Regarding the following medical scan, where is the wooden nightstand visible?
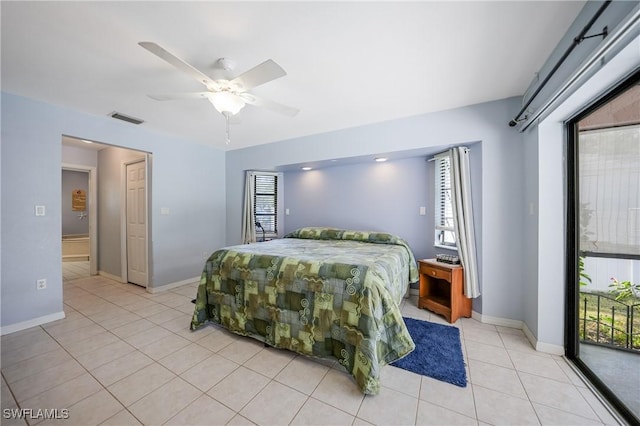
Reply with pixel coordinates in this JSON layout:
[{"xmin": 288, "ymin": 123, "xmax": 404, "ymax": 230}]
[{"xmin": 418, "ymin": 259, "xmax": 471, "ymax": 323}]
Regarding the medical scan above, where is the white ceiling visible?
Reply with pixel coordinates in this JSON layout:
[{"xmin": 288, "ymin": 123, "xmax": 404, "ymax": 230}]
[{"xmin": 1, "ymin": 1, "xmax": 585, "ymax": 151}]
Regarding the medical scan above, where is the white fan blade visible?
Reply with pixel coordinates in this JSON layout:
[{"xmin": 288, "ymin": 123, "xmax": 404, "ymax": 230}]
[
  {"xmin": 139, "ymin": 42, "xmax": 218, "ymax": 89},
  {"xmin": 239, "ymin": 93, "xmax": 299, "ymax": 117},
  {"xmin": 147, "ymin": 92, "xmax": 211, "ymax": 101},
  {"xmin": 231, "ymin": 59, "xmax": 286, "ymax": 91}
]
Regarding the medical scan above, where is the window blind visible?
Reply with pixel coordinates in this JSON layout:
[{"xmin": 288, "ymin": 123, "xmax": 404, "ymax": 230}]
[
  {"xmin": 435, "ymin": 153, "xmax": 456, "ymax": 247},
  {"xmin": 254, "ymin": 174, "xmax": 277, "ymax": 234}
]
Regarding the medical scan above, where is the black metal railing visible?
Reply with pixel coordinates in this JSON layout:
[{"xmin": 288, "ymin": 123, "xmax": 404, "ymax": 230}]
[{"xmin": 579, "ymin": 291, "xmax": 640, "ymax": 352}]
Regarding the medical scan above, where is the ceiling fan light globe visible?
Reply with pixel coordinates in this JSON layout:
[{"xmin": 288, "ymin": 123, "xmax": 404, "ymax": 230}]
[{"xmin": 209, "ymin": 91, "xmax": 245, "ymax": 115}]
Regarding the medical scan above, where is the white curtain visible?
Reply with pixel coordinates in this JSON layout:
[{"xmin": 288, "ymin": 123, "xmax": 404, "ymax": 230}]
[
  {"xmin": 241, "ymin": 171, "xmax": 256, "ymax": 244},
  {"xmin": 449, "ymin": 147, "xmax": 480, "ymax": 298}
]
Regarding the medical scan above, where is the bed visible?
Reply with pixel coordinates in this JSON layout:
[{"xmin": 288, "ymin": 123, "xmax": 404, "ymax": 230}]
[{"xmin": 190, "ymin": 227, "xmax": 418, "ymax": 394}]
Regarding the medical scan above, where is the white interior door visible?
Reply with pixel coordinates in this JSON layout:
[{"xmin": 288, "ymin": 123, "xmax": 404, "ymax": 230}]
[{"xmin": 126, "ymin": 160, "xmax": 148, "ymax": 287}]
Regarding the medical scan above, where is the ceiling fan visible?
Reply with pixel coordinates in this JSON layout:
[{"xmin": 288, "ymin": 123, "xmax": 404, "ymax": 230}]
[{"xmin": 138, "ymin": 41, "xmax": 299, "ymax": 143}]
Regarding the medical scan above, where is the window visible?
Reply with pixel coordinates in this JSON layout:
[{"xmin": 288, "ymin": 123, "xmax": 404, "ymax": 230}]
[
  {"xmin": 434, "ymin": 153, "xmax": 456, "ymax": 248},
  {"xmin": 254, "ymin": 173, "xmax": 278, "ymax": 238}
]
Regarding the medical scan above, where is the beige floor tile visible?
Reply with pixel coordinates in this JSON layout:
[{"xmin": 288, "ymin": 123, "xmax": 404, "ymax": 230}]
[
  {"xmin": 99, "ymin": 409, "xmax": 142, "ymax": 425},
  {"xmin": 159, "ymin": 342, "xmax": 213, "ymax": 375},
  {"xmin": 464, "ymin": 340, "xmax": 513, "ymax": 369},
  {"xmin": 462, "ymin": 327, "xmax": 504, "ymax": 348},
  {"xmin": 88, "ymin": 305, "xmax": 131, "ymax": 323},
  {"xmin": 110, "ymin": 318, "xmax": 155, "ymax": 339},
  {"xmin": 75, "ymin": 339, "xmax": 136, "ymax": 370},
  {"xmin": 243, "ymin": 346, "xmax": 295, "ymax": 378},
  {"xmin": 415, "ymin": 400, "xmax": 477, "ymax": 425},
  {"xmin": 509, "ymin": 350, "xmax": 572, "ymax": 383},
  {"xmin": 1, "ymin": 336, "xmax": 61, "ymax": 367},
  {"xmin": 468, "ymin": 358, "xmax": 527, "ymax": 399},
  {"xmin": 39, "ymin": 389, "xmax": 124, "ymax": 426},
  {"xmin": 358, "ymin": 387, "xmax": 418, "ymax": 425},
  {"xmin": 2, "ymin": 376, "xmax": 18, "ymax": 408},
  {"xmin": 136, "ymin": 302, "xmax": 170, "ymax": 318},
  {"xmin": 41, "ymin": 317, "xmax": 95, "ymax": 338},
  {"xmin": 91, "ymin": 350, "xmax": 154, "ymax": 387},
  {"xmin": 165, "ymin": 394, "xmax": 235, "ymax": 426},
  {"xmin": 207, "ymin": 367, "xmax": 270, "ymax": 412},
  {"xmin": 577, "ymin": 386, "xmax": 621, "ymax": 425},
  {"xmin": 128, "ymin": 377, "xmax": 201, "ymax": 425},
  {"xmin": 145, "ymin": 307, "xmax": 184, "ymax": 325},
  {"xmin": 10, "ymin": 359, "xmax": 86, "ymax": 403},
  {"xmin": 174, "ymin": 301, "xmax": 198, "ymax": 315},
  {"xmin": 290, "ymin": 397, "xmax": 355, "ymax": 426},
  {"xmin": 226, "ymin": 414, "xmax": 257, "ymax": 425},
  {"xmin": 240, "ymin": 381, "xmax": 308, "ymax": 425},
  {"xmin": 2, "ymin": 276, "xmax": 627, "ymax": 426},
  {"xmin": 533, "ymin": 402, "xmax": 604, "ymax": 425},
  {"xmin": 139, "ymin": 333, "xmax": 190, "ymax": 360},
  {"xmin": 473, "ymin": 385, "xmax": 540, "ymax": 425},
  {"xmin": 519, "ymin": 372, "xmax": 599, "ymax": 420},
  {"xmin": 181, "ymin": 353, "xmax": 240, "ymax": 392},
  {"xmin": 107, "ymin": 363, "xmax": 175, "ymax": 406},
  {"xmin": 1, "ymin": 327, "xmax": 50, "ymax": 351},
  {"xmin": 195, "ymin": 328, "xmax": 237, "ymax": 351},
  {"xmin": 419, "ymin": 376, "xmax": 476, "ymax": 419},
  {"xmin": 274, "ymin": 356, "xmax": 331, "ymax": 395},
  {"xmin": 311, "ymin": 369, "xmax": 364, "ymax": 416},
  {"xmin": 217, "ymin": 337, "xmax": 265, "ymax": 364},
  {"xmin": 21, "ymin": 373, "xmax": 103, "ymax": 415},
  {"xmin": 379, "ymin": 365, "xmax": 422, "ymax": 398},
  {"xmin": 1, "ymin": 348, "xmax": 73, "ymax": 384},
  {"xmin": 123, "ymin": 325, "xmax": 173, "ymax": 349},
  {"xmin": 500, "ymin": 331, "xmax": 536, "ymax": 353},
  {"xmin": 98, "ymin": 312, "xmax": 143, "ymax": 331}
]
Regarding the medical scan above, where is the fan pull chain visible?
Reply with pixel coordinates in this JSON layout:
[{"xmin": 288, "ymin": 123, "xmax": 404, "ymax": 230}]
[{"xmin": 224, "ymin": 112, "xmax": 231, "ymax": 145}]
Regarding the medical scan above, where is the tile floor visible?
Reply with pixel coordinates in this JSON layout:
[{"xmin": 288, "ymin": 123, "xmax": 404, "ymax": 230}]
[{"xmin": 1, "ymin": 272, "xmax": 622, "ymax": 426}]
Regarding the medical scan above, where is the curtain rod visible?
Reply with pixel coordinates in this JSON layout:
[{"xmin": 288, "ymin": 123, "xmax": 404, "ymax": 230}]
[
  {"xmin": 509, "ymin": 0, "xmax": 611, "ymax": 128},
  {"xmin": 427, "ymin": 147, "xmax": 470, "ymax": 162}
]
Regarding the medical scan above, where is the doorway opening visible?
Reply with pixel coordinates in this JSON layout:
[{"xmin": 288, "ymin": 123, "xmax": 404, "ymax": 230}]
[
  {"xmin": 61, "ymin": 136, "xmax": 152, "ymax": 288},
  {"xmin": 61, "ymin": 165, "xmax": 97, "ymax": 282}
]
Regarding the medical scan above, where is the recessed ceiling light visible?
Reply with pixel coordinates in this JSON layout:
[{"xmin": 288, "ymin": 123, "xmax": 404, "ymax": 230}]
[
  {"xmin": 301, "ymin": 166, "xmax": 312, "ymax": 171},
  {"xmin": 375, "ymin": 157, "xmax": 387, "ymax": 162},
  {"xmin": 82, "ymin": 140, "xmax": 93, "ymax": 144}
]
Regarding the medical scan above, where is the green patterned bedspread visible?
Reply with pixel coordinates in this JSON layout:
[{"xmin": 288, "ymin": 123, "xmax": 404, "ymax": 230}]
[{"xmin": 191, "ymin": 227, "xmax": 419, "ymax": 394}]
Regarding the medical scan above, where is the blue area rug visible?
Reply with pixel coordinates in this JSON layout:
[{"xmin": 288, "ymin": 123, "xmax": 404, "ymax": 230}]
[{"xmin": 391, "ymin": 317, "xmax": 467, "ymax": 387}]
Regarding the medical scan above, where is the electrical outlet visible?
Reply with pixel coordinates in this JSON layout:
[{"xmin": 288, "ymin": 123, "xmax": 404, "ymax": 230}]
[{"xmin": 36, "ymin": 279, "xmax": 47, "ymax": 290}]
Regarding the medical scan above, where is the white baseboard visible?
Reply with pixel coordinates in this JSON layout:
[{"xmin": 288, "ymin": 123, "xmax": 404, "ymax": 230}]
[
  {"xmin": 522, "ymin": 323, "xmax": 564, "ymax": 355},
  {"xmin": 148, "ymin": 276, "xmax": 200, "ymax": 294},
  {"xmin": 0, "ymin": 311, "xmax": 66, "ymax": 336},
  {"xmin": 471, "ymin": 310, "xmax": 523, "ymax": 330}
]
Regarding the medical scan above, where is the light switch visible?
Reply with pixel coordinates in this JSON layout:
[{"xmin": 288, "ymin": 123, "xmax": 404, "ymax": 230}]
[
  {"xmin": 285, "ymin": 208, "xmax": 290, "ymax": 215},
  {"xmin": 419, "ymin": 206, "xmax": 426, "ymax": 216},
  {"xmin": 35, "ymin": 205, "xmax": 46, "ymax": 216},
  {"xmin": 161, "ymin": 207, "xmax": 170, "ymax": 215}
]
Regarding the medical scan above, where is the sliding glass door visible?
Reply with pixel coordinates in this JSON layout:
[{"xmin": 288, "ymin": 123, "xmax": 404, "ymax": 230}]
[{"xmin": 567, "ymin": 71, "xmax": 639, "ymax": 424}]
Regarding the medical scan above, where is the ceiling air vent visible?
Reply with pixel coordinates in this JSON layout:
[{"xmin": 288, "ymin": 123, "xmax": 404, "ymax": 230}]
[{"xmin": 110, "ymin": 112, "xmax": 144, "ymax": 125}]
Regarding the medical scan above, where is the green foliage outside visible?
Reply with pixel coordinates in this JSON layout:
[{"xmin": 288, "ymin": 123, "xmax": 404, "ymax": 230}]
[{"xmin": 579, "ymin": 280, "xmax": 640, "ymax": 350}]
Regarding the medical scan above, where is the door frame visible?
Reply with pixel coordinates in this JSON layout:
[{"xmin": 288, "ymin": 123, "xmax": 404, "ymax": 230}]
[
  {"xmin": 120, "ymin": 155, "xmax": 152, "ymax": 287},
  {"xmin": 565, "ymin": 69, "xmax": 640, "ymax": 425},
  {"xmin": 62, "ymin": 163, "xmax": 98, "ymax": 276}
]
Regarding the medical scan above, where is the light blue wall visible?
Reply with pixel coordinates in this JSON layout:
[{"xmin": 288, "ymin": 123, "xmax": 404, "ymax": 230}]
[
  {"xmin": 226, "ymin": 98, "xmax": 524, "ymax": 322},
  {"xmin": 1, "ymin": 92, "xmax": 226, "ymax": 330},
  {"xmin": 283, "ymin": 157, "xmax": 432, "ymax": 259},
  {"xmin": 282, "ymin": 146, "xmax": 482, "ymax": 261}
]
